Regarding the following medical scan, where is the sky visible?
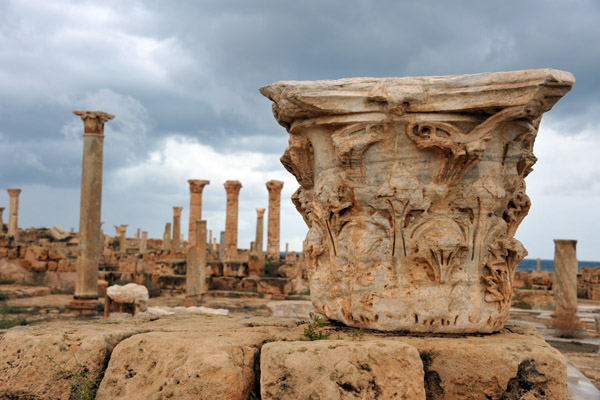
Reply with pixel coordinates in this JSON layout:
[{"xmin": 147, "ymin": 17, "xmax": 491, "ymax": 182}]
[{"xmin": 0, "ymin": 0, "xmax": 599, "ymax": 260}]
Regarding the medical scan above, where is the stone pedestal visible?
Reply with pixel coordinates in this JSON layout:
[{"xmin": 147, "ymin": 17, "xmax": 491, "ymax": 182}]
[
  {"xmin": 188, "ymin": 179, "xmax": 210, "ymax": 247},
  {"xmin": 71, "ymin": 110, "xmax": 114, "ymax": 303},
  {"xmin": 551, "ymin": 239, "xmax": 583, "ymax": 334},
  {"xmin": 224, "ymin": 180, "xmax": 242, "ymax": 261},
  {"xmin": 172, "ymin": 206, "xmax": 183, "ymax": 250},
  {"xmin": 266, "ymin": 180, "xmax": 283, "ymax": 260},
  {"xmin": 186, "ymin": 219, "xmax": 207, "ymax": 305},
  {"xmin": 6, "ymin": 188, "xmax": 21, "ymax": 239},
  {"xmin": 261, "ymin": 69, "xmax": 575, "ymax": 333}
]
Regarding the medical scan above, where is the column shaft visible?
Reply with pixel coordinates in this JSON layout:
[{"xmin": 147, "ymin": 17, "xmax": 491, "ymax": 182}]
[
  {"xmin": 266, "ymin": 180, "xmax": 284, "ymax": 259},
  {"xmin": 163, "ymin": 222, "xmax": 172, "ymax": 250},
  {"xmin": 73, "ymin": 110, "xmax": 114, "ymax": 299},
  {"xmin": 187, "ymin": 219, "xmax": 207, "ymax": 296},
  {"xmin": 140, "ymin": 231, "xmax": 148, "ymax": 254},
  {"xmin": 255, "ymin": 208, "xmax": 265, "ymax": 254},
  {"xmin": 188, "ymin": 180, "xmax": 210, "ymax": 247},
  {"xmin": 553, "ymin": 239, "xmax": 578, "ymax": 315},
  {"xmin": 223, "ymin": 180, "xmax": 242, "ymax": 260},
  {"xmin": 6, "ymin": 189, "xmax": 21, "ymax": 239},
  {"xmin": 172, "ymin": 207, "xmax": 183, "ymax": 250}
]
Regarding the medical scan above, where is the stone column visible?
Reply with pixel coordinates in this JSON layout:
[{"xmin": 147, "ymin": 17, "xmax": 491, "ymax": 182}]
[
  {"xmin": 223, "ymin": 180, "xmax": 242, "ymax": 260},
  {"xmin": 209, "ymin": 230, "xmax": 213, "ymax": 245},
  {"xmin": 6, "ymin": 189, "xmax": 21, "ymax": 239},
  {"xmin": 172, "ymin": 207, "xmax": 183, "ymax": 250},
  {"xmin": 119, "ymin": 224, "xmax": 127, "ymax": 254},
  {"xmin": 552, "ymin": 239, "xmax": 582, "ymax": 333},
  {"xmin": 219, "ymin": 231, "xmax": 225, "ymax": 259},
  {"xmin": 266, "ymin": 180, "xmax": 283, "ymax": 259},
  {"xmin": 0, "ymin": 207, "xmax": 4, "ymax": 232},
  {"xmin": 536, "ymin": 258, "xmax": 541, "ymax": 272},
  {"xmin": 255, "ymin": 208, "xmax": 265, "ymax": 254},
  {"xmin": 188, "ymin": 180, "xmax": 210, "ymax": 247},
  {"xmin": 71, "ymin": 110, "xmax": 114, "ymax": 306},
  {"xmin": 140, "ymin": 231, "xmax": 148, "ymax": 254},
  {"xmin": 185, "ymin": 220, "xmax": 207, "ymax": 305},
  {"xmin": 163, "ymin": 222, "xmax": 172, "ymax": 250},
  {"xmin": 135, "ymin": 228, "xmax": 140, "ymax": 240}
]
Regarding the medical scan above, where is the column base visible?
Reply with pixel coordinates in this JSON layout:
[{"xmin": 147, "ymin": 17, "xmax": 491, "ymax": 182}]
[
  {"xmin": 67, "ymin": 298, "xmax": 100, "ymax": 315},
  {"xmin": 550, "ymin": 310, "xmax": 585, "ymax": 337},
  {"xmin": 182, "ymin": 294, "xmax": 205, "ymax": 307}
]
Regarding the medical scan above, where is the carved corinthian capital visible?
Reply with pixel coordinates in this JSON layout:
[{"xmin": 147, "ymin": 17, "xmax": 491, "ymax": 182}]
[{"xmin": 261, "ymin": 69, "xmax": 574, "ymax": 333}]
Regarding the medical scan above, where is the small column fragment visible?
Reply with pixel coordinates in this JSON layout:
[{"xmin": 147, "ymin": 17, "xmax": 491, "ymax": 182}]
[
  {"xmin": 163, "ymin": 222, "xmax": 172, "ymax": 250},
  {"xmin": 536, "ymin": 258, "xmax": 541, "ymax": 272},
  {"xmin": 119, "ymin": 224, "xmax": 127, "ymax": 254},
  {"xmin": 186, "ymin": 219, "xmax": 207, "ymax": 301},
  {"xmin": 172, "ymin": 207, "xmax": 183, "ymax": 250},
  {"xmin": 140, "ymin": 231, "xmax": 148, "ymax": 254},
  {"xmin": 266, "ymin": 180, "xmax": 283, "ymax": 259},
  {"xmin": 219, "ymin": 231, "xmax": 225, "ymax": 259},
  {"xmin": 188, "ymin": 180, "xmax": 210, "ymax": 247},
  {"xmin": 255, "ymin": 208, "xmax": 265, "ymax": 254},
  {"xmin": 552, "ymin": 239, "xmax": 583, "ymax": 334},
  {"xmin": 6, "ymin": 188, "xmax": 21, "ymax": 239},
  {"xmin": 71, "ymin": 110, "xmax": 114, "ymax": 306},
  {"xmin": 223, "ymin": 180, "xmax": 242, "ymax": 260}
]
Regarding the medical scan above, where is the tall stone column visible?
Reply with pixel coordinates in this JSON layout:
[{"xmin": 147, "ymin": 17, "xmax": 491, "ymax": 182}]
[
  {"xmin": 552, "ymin": 239, "xmax": 582, "ymax": 333},
  {"xmin": 163, "ymin": 222, "xmax": 172, "ymax": 250},
  {"xmin": 188, "ymin": 180, "xmax": 210, "ymax": 247},
  {"xmin": 0, "ymin": 207, "xmax": 5, "ymax": 233},
  {"xmin": 255, "ymin": 208, "xmax": 265, "ymax": 254},
  {"xmin": 140, "ymin": 231, "xmax": 148, "ymax": 254},
  {"xmin": 223, "ymin": 180, "xmax": 242, "ymax": 260},
  {"xmin": 186, "ymin": 219, "xmax": 207, "ymax": 303},
  {"xmin": 172, "ymin": 207, "xmax": 183, "ymax": 250},
  {"xmin": 266, "ymin": 180, "xmax": 283, "ymax": 259},
  {"xmin": 119, "ymin": 224, "xmax": 127, "ymax": 254},
  {"xmin": 71, "ymin": 110, "xmax": 114, "ymax": 308},
  {"xmin": 6, "ymin": 189, "xmax": 21, "ymax": 239}
]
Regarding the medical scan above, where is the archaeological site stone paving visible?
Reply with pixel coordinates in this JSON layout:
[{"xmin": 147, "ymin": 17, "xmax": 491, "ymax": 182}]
[{"xmin": 261, "ymin": 68, "xmax": 575, "ymax": 333}]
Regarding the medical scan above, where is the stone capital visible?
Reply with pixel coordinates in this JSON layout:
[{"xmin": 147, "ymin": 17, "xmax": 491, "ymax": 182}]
[
  {"xmin": 266, "ymin": 180, "xmax": 284, "ymax": 193},
  {"xmin": 553, "ymin": 239, "xmax": 577, "ymax": 248},
  {"xmin": 188, "ymin": 179, "xmax": 210, "ymax": 193},
  {"xmin": 73, "ymin": 110, "xmax": 115, "ymax": 135},
  {"xmin": 6, "ymin": 188, "xmax": 21, "ymax": 197},
  {"xmin": 256, "ymin": 208, "xmax": 266, "ymax": 218},
  {"xmin": 173, "ymin": 206, "xmax": 183, "ymax": 217},
  {"xmin": 224, "ymin": 180, "xmax": 242, "ymax": 195}
]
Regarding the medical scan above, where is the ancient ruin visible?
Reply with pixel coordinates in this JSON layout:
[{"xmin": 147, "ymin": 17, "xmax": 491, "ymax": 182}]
[
  {"xmin": 552, "ymin": 239, "xmax": 584, "ymax": 333},
  {"xmin": 6, "ymin": 188, "xmax": 21, "ymax": 239},
  {"xmin": 261, "ymin": 69, "xmax": 575, "ymax": 333},
  {"xmin": 70, "ymin": 110, "xmax": 114, "ymax": 312},
  {"xmin": 187, "ymin": 179, "xmax": 209, "ymax": 247},
  {"xmin": 223, "ymin": 180, "xmax": 242, "ymax": 261},
  {"xmin": 266, "ymin": 180, "xmax": 283, "ymax": 260}
]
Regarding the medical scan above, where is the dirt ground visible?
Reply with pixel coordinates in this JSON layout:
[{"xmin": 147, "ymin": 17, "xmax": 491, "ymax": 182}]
[{"xmin": 2, "ymin": 286, "xmax": 599, "ymax": 389}]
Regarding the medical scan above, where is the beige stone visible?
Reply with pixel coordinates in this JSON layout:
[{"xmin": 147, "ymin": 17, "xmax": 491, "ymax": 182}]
[
  {"xmin": 552, "ymin": 239, "xmax": 583, "ymax": 333},
  {"xmin": 0, "ymin": 206, "xmax": 4, "ymax": 232},
  {"xmin": 187, "ymin": 219, "xmax": 207, "ymax": 297},
  {"xmin": 163, "ymin": 222, "xmax": 171, "ymax": 250},
  {"xmin": 6, "ymin": 188, "xmax": 21, "ymax": 239},
  {"xmin": 118, "ymin": 224, "xmax": 127, "ymax": 254},
  {"xmin": 261, "ymin": 340, "xmax": 425, "ymax": 400},
  {"xmin": 72, "ymin": 110, "xmax": 114, "ymax": 301},
  {"xmin": 260, "ymin": 69, "xmax": 574, "ymax": 333},
  {"xmin": 172, "ymin": 206, "xmax": 183, "ymax": 250},
  {"xmin": 140, "ymin": 231, "xmax": 148, "ymax": 254},
  {"xmin": 255, "ymin": 207, "xmax": 265, "ymax": 254},
  {"xmin": 187, "ymin": 179, "xmax": 210, "ymax": 247},
  {"xmin": 48, "ymin": 225, "xmax": 70, "ymax": 241},
  {"xmin": 224, "ymin": 180, "xmax": 242, "ymax": 261},
  {"xmin": 266, "ymin": 180, "xmax": 283, "ymax": 259}
]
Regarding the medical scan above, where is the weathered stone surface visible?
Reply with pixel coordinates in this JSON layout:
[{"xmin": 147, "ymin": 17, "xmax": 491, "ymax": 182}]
[
  {"xmin": 261, "ymin": 340, "xmax": 425, "ymax": 399},
  {"xmin": 552, "ymin": 239, "xmax": 583, "ymax": 334},
  {"xmin": 187, "ymin": 179, "xmax": 209, "ymax": 246},
  {"xmin": 257, "ymin": 277, "xmax": 292, "ymax": 298},
  {"xmin": 6, "ymin": 188, "xmax": 21, "ymax": 239},
  {"xmin": 0, "ymin": 258, "xmax": 32, "ymax": 282},
  {"xmin": 224, "ymin": 180, "xmax": 242, "ymax": 261},
  {"xmin": 107, "ymin": 283, "xmax": 149, "ymax": 305},
  {"xmin": 266, "ymin": 180, "xmax": 283, "ymax": 259},
  {"xmin": 260, "ymin": 69, "xmax": 575, "ymax": 333},
  {"xmin": 0, "ymin": 322, "xmax": 137, "ymax": 400},
  {"xmin": 401, "ymin": 322, "xmax": 568, "ymax": 400},
  {"xmin": 48, "ymin": 225, "xmax": 70, "ymax": 241},
  {"xmin": 267, "ymin": 300, "xmax": 314, "ymax": 319}
]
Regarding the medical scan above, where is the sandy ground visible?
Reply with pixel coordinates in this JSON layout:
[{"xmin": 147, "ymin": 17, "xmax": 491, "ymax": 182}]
[{"xmin": 2, "ymin": 285, "xmax": 599, "ymax": 389}]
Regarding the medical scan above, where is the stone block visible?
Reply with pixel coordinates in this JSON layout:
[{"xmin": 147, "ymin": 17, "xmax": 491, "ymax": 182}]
[
  {"xmin": 267, "ymin": 300, "xmax": 314, "ymax": 319},
  {"xmin": 209, "ymin": 276, "xmax": 240, "ymax": 291},
  {"xmin": 260, "ymin": 340, "xmax": 425, "ymax": 399},
  {"xmin": 239, "ymin": 277, "xmax": 258, "ymax": 291},
  {"xmin": 0, "ymin": 258, "xmax": 32, "ymax": 282},
  {"xmin": 41, "ymin": 272, "xmax": 76, "ymax": 292},
  {"xmin": 48, "ymin": 248, "xmax": 67, "ymax": 260},
  {"xmin": 257, "ymin": 277, "xmax": 292, "ymax": 299},
  {"xmin": 96, "ymin": 331, "xmax": 261, "ymax": 400},
  {"xmin": 47, "ymin": 261, "xmax": 58, "ymax": 271}
]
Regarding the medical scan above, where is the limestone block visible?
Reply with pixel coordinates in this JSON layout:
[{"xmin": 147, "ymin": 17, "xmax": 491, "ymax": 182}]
[
  {"xmin": 118, "ymin": 260, "xmax": 136, "ymax": 274},
  {"xmin": 239, "ymin": 277, "xmax": 259, "ymax": 291},
  {"xmin": 48, "ymin": 248, "xmax": 67, "ymax": 260},
  {"xmin": 96, "ymin": 331, "xmax": 260, "ymax": 400},
  {"xmin": 257, "ymin": 277, "xmax": 292, "ymax": 298},
  {"xmin": 24, "ymin": 246, "xmax": 48, "ymax": 261},
  {"xmin": 48, "ymin": 225, "xmax": 70, "ymax": 241},
  {"xmin": 260, "ymin": 69, "xmax": 574, "ymax": 333},
  {"xmin": 0, "ymin": 324, "xmax": 137, "ymax": 400},
  {"xmin": 42, "ymin": 271, "xmax": 76, "ymax": 292},
  {"xmin": 106, "ymin": 283, "xmax": 149, "ymax": 305},
  {"xmin": 47, "ymin": 261, "xmax": 58, "ymax": 271},
  {"xmin": 400, "ymin": 322, "xmax": 567, "ymax": 399},
  {"xmin": 260, "ymin": 340, "xmax": 425, "ymax": 399},
  {"xmin": 278, "ymin": 262, "xmax": 303, "ymax": 279},
  {"xmin": 209, "ymin": 276, "xmax": 240, "ymax": 291},
  {"xmin": 267, "ymin": 300, "xmax": 314, "ymax": 319},
  {"xmin": 0, "ymin": 258, "xmax": 33, "ymax": 282}
]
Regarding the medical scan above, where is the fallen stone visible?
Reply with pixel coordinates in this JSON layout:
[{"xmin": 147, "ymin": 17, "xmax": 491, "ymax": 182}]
[
  {"xmin": 267, "ymin": 300, "xmax": 314, "ymax": 319},
  {"xmin": 106, "ymin": 282, "xmax": 149, "ymax": 304},
  {"xmin": 260, "ymin": 340, "xmax": 425, "ymax": 399},
  {"xmin": 48, "ymin": 225, "xmax": 70, "ymax": 241}
]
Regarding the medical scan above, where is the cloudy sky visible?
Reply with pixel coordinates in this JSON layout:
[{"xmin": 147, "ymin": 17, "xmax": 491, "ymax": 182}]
[{"xmin": 0, "ymin": 0, "xmax": 599, "ymax": 260}]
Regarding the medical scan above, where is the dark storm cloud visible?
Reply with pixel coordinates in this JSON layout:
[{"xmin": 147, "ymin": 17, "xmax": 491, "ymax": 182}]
[{"xmin": 0, "ymin": 0, "xmax": 599, "ymax": 257}]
